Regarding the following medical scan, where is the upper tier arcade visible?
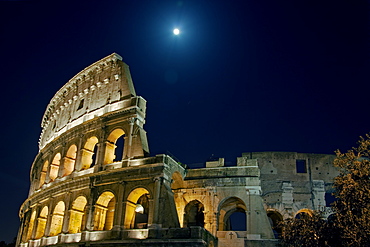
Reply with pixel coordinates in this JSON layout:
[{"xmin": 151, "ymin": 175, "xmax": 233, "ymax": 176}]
[{"xmin": 39, "ymin": 53, "xmax": 140, "ymax": 150}]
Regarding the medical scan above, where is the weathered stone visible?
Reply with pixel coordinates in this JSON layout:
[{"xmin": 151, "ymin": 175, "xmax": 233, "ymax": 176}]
[{"xmin": 17, "ymin": 54, "xmax": 339, "ymax": 247}]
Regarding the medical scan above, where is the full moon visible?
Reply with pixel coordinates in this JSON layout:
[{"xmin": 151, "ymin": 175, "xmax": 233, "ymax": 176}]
[{"xmin": 173, "ymin": 28, "xmax": 180, "ymax": 35}]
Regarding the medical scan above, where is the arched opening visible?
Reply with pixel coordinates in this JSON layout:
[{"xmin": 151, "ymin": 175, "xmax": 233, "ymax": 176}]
[
  {"xmin": 184, "ymin": 200, "xmax": 205, "ymax": 227},
  {"xmin": 63, "ymin": 144, "xmax": 77, "ymax": 176},
  {"xmin": 35, "ymin": 206, "xmax": 48, "ymax": 239},
  {"xmin": 104, "ymin": 129, "xmax": 125, "ymax": 165},
  {"xmin": 49, "ymin": 153, "xmax": 61, "ymax": 181},
  {"xmin": 295, "ymin": 209, "xmax": 313, "ymax": 219},
  {"xmin": 267, "ymin": 210, "xmax": 283, "ymax": 239},
  {"xmin": 124, "ymin": 188, "xmax": 150, "ymax": 229},
  {"xmin": 25, "ymin": 210, "xmax": 36, "ymax": 241},
  {"xmin": 225, "ymin": 211, "xmax": 246, "ymax": 231},
  {"xmin": 218, "ymin": 197, "xmax": 247, "ymax": 231},
  {"xmin": 81, "ymin": 136, "xmax": 98, "ymax": 170},
  {"xmin": 49, "ymin": 201, "xmax": 65, "ymax": 236},
  {"xmin": 93, "ymin": 192, "xmax": 116, "ymax": 231},
  {"xmin": 39, "ymin": 161, "xmax": 49, "ymax": 187},
  {"xmin": 68, "ymin": 196, "xmax": 87, "ymax": 233}
]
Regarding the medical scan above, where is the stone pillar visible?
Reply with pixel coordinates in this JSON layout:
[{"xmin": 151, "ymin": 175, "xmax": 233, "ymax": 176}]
[
  {"xmin": 113, "ymin": 182, "xmax": 125, "ymax": 231},
  {"xmin": 150, "ymin": 177, "xmax": 162, "ymax": 227},
  {"xmin": 122, "ymin": 136, "xmax": 129, "ymax": 160},
  {"xmin": 74, "ymin": 134, "xmax": 84, "ymax": 171},
  {"xmin": 57, "ymin": 145, "xmax": 66, "ymax": 178},
  {"xmin": 282, "ymin": 182, "xmax": 294, "ymax": 210},
  {"xmin": 94, "ymin": 142, "xmax": 105, "ymax": 172},
  {"xmin": 44, "ymin": 200, "xmax": 54, "ymax": 237},
  {"xmin": 126, "ymin": 118, "xmax": 135, "ymax": 159},
  {"xmin": 30, "ymin": 207, "xmax": 39, "ymax": 240},
  {"xmin": 312, "ymin": 180, "xmax": 325, "ymax": 210},
  {"xmin": 84, "ymin": 190, "xmax": 96, "ymax": 231},
  {"xmin": 62, "ymin": 193, "xmax": 71, "ymax": 233}
]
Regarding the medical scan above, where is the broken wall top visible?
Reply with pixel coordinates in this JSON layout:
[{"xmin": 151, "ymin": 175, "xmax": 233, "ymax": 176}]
[{"xmin": 38, "ymin": 53, "xmax": 140, "ymax": 150}]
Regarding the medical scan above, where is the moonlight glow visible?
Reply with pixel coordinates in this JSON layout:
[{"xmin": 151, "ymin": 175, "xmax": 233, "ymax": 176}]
[{"xmin": 173, "ymin": 28, "xmax": 180, "ymax": 35}]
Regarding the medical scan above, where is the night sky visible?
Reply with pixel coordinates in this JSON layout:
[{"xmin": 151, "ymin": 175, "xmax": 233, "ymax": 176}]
[{"xmin": 0, "ymin": 0, "xmax": 369, "ymax": 243}]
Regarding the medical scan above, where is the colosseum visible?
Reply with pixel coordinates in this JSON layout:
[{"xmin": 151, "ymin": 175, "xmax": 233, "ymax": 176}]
[{"xmin": 17, "ymin": 53, "xmax": 338, "ymax": 247}]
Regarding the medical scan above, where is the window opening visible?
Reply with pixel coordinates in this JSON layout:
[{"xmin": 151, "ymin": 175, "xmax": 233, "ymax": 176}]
[
  {"xmin": 226, "ymin": 211, "xmax": 246, "ymax": 231},
  {"xmin": 69, "ymin": 196, "xmax": 87, "ymax": 233},
  {"xmin": 77, "ymin": 99, "xmax": 84, "ymax": 110},
  {"xmin": 184, "ymin": 200, "xmax": 204, "ymax": 227},
  {"xmin": 267, "ymin": 211, "xmax": 283, "ymax": 239},
  {"xmin": 35, "ymin": 206, "xmax": 48, "ymax": 239},
  {"xmin": 134, "ymin": 194, "xmax": 149, "ymax": 229},
  {"xmin": 49, "ymin": 201, "xmax": 65, "ymax": 236},
  {"xmin": 93, "ymin": 192, "xmax": 115, "ymax": 231},
  {"xmin": 296, "ymin": 159, "xmax": 307, "ymax": 173},
  {"xmin": 49, "ymin": 153, "xmax": 61, "ymax": 181}
]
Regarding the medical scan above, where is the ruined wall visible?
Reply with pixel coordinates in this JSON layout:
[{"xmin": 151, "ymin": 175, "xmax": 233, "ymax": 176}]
[{"xmin": 240, "ymin": 152, "xmax": 338, "ymax": 219}]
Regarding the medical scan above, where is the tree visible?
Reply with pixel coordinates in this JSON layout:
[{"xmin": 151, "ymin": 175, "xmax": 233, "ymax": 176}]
[
  {"xmin": 332, "ymin": 134, "xmax": 370, "ymax": 246},
  {"xmin": 281, "ymin": 211, "xmax": 341, "ymax": 247}
]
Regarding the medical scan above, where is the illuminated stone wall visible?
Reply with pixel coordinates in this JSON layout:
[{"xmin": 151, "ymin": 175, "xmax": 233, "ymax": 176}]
[{"xmin": 17, "ymin": 54, "xmax": 337, "ymax": 247}]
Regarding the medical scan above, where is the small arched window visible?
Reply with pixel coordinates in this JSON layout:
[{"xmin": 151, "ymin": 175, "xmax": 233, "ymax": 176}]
[
  {"xmin": 49, "ymin": 153, "xmax": 61, "ymax": 181},
  {"xmin": 184, "ymin": 200, "xmax": 205, "ymax": 228},
  {"xmin": 69, "ymin": 196, "xmax": 87, "ymax": 233},
  {"xmin": 25, "ymin": 210, "xmax": 36, "ymax": 241},
  {"xmin": 39, "ymin": 161, "xmax": 49, "ymax": 187},
  {"xmin": 35, "ymin": 206, "xmax": 48, "ymax": 239},
  {"xmin": 218, "ymin": 197, "xmax": 247, "ymax": 231},
  {"xmin": 267, "ymin": 210, "xmax": 283, "ymax": 238},
  {"xmin": 63, "ymin": 144, "xmax": 77, "ymax": 176},
  {"xmin": 124, "ymin": 188, "xmax": 150, "ymax": 229},
  {"xmin": 93, "ymin": 192, "xmax": 116, "ymax": 231},
  {"xmin": 104, "ymin": 129, "xmax": 125, "ymax": 165},
  {"xmin": 81, "ymin": 136, "xmax": 99, "ymax": 170},
  {"xmin": 49, "ymin": 201, "xmax": 65, "ymax": 236}
]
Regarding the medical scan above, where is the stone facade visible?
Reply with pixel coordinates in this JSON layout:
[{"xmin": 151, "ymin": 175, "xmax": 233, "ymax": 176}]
[{"xmin": 17, "ymin": 54, "xmax": 338, "ymax": 247}]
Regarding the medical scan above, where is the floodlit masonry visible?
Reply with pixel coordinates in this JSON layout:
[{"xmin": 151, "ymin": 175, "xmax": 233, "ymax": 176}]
[{"xmin": 17, "ymin": 53, "xmax": 339, "ymax": 247}]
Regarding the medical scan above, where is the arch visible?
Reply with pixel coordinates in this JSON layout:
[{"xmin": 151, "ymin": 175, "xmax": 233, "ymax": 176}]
[
  {"xmin": 93, "ymin": 191, "xmax": 116, "ymax": 231},
  {"xmin": 218, "ymin": 197, "xmax": 247, "ymax": 231},
  {"xmin": 35, "ymin": 206, "xmax": 48, "ymax": 239},
  {"xmin": 104, "ymin": 128, "xmax": 125, "ymax": 165},
  {"xmin": 184, "ymin": 200, "xmax": 205, "ymax": 227},
  {"xmin": 68, "ymin": 196, "xmax": 87, "ymax": 233},
  {"xmin": 49, "ymin": 153, "xmax": 61, "ymax": 181},
  {"xmin": 124, "ymin": 187, "xmax": 150, "ymax": 229},
  {"xmin": 39, "ymin": 160, "xmax": 49, "ymax": 187},
  {"xmin": 295, "ymin": 208, "xmax": 314, "ymax": 219},
  {"xmin": 267, "ymin": 210, "xmax": 283, "ymax": 239},
  {"xmin": 49, "ymin": 201, "xmax": 65, "ymax": 236},
  {"xmin": 25, "ymin": 210, "xmax": 36, "ymax": 241},
  {"xmin": 63, "ymin": 144, "xmax": 77, "ymax": 176},
  {"xmin": 81, "ymin": 136, "xmax": 98, "ymax": 170}
]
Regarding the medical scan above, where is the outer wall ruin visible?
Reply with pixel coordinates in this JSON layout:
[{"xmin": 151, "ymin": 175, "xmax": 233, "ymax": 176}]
[{"xmin": 17, "ymin": 54, "xmax": 338, "ymax": 247}]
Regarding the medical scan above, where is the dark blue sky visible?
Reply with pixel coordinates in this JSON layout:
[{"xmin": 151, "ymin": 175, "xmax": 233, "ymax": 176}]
[{"xmin": 0, "ymin": 0, "xmax": 368, "ymax": 243}]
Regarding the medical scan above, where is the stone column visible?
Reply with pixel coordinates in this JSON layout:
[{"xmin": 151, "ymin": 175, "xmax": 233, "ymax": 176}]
[
  {"xmin": 94, "ymin": 142, "xmax": 105, "ymax": 172},
  {"xmin": 57, "ymin": 145, "xmax": 66, "ymax": 178},
  {"xmin": 150, "ymin": 177, "xmax": 162, "ymax": 227},
  {"xmin": 126, "ymin": 118, "xmax": 135, "ymax": 159},
  {"xmin": 62, "ymin": 193, "xmax": 71, "ymax": 233},
  {"xmin": 84, "ymin": 190, "xmax": 96, "ymax": 231},
  {"xmin": 113, "ymin": 182, "xmax": 125, "ymax": 231},
  {"xmin": 44, "ymin": 199, "xmax": 54, "ymax": 237},
  {"xmin": 74, "ymin": 134, "xmax": 84, "ymax": 171}
]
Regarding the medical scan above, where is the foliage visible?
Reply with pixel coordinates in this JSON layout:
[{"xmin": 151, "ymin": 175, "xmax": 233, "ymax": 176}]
[
  {"xmin": 281, "ymin": 135, "xmax": 370, "ymax": 246},
  {"xmin": 280, "ymin": 211, "xmax": 334, "ymax": 247},
  {"xmin": 332, "ymin": 134, "xmax": 370, "ymax": 246}
]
